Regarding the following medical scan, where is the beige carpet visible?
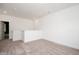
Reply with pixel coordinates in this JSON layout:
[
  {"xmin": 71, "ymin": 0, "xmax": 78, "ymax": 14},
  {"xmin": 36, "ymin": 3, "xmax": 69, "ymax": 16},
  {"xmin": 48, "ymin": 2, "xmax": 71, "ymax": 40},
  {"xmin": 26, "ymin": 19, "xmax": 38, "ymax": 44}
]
[{"xmin": 0, "ymin": 39, "xmax": 79, "ymax": 55}]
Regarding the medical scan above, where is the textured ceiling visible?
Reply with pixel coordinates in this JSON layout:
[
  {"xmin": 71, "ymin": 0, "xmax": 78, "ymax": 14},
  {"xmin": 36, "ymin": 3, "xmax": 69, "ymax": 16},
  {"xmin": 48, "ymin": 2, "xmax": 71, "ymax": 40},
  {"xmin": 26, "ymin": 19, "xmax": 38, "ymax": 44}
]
[{"xmin": 0, "ymin": 3, "xmax": 79, "ymax": 20}]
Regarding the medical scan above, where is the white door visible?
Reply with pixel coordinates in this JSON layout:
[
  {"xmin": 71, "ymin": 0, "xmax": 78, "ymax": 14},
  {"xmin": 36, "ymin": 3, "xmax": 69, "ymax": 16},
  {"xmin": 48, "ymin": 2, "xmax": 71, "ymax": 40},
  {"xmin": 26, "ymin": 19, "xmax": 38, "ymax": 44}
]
[{"xmin": 0, "ymin": 22, "xmax": 4, "ymax": 40}]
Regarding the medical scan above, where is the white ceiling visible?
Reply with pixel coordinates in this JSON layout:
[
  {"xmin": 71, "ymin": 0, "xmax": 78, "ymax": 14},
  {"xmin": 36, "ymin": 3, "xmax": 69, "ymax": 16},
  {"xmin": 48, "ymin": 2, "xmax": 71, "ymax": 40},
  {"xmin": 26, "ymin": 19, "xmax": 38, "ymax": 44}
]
[{"xmin": 0, "ymin": 3, "xmax": 79, "ymax": 20}]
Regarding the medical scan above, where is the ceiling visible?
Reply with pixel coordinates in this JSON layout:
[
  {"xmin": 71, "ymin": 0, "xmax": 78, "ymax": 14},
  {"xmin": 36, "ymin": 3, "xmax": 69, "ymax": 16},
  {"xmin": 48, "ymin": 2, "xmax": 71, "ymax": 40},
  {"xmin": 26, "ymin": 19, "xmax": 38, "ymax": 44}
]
[{"xmin": 0, "ymin": 3, "xmax": 79, "ymax": 20}]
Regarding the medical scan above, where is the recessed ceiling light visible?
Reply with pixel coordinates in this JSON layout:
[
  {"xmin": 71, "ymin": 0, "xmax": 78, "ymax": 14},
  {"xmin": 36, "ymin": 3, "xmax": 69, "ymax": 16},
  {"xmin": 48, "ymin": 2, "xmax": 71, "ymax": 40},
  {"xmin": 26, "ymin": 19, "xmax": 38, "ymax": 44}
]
[
  {"xmin": 14, "ymin": 8, "xmax": 16, "ymax": 10},
  {"xmin": 3, "ymin": 10, "xmax": 7, "ymax": 14}
]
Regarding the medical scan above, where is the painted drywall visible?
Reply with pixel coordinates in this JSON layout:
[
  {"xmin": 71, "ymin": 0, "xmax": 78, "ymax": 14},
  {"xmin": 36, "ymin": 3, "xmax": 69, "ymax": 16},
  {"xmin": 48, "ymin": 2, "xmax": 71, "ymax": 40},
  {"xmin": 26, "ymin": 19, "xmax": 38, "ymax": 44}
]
[
  {"xmin": 0, "ymin": 14, "xmax": 33, "ymax": 41},
  {"xmin": 37, "ymin": 5, "xmax": 79, "ymax": 49}
]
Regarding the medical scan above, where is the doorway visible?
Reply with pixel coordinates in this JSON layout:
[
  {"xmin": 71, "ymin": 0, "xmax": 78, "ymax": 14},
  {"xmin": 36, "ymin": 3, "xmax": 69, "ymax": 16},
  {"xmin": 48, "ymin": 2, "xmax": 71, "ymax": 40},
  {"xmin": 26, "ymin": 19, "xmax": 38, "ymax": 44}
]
[
  {"xmin": 3, "ymin": 21, "xmax": 9, "ymax": 39},
  {"xmin": 0, "ymin": 21, "xmax": 9, "ymax": 40}
]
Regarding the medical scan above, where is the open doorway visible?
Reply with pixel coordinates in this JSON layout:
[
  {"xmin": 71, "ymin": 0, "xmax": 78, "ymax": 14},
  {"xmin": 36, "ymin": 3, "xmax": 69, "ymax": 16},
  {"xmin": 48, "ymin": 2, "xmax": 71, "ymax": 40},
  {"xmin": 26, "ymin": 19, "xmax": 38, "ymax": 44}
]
[
  {"xmin": 0, "ymin": 21, "xmax": 9, "ymax": 40},
  {"xmin": 3, "ymin": 21, "xmax": 9, "ymax": 39}
]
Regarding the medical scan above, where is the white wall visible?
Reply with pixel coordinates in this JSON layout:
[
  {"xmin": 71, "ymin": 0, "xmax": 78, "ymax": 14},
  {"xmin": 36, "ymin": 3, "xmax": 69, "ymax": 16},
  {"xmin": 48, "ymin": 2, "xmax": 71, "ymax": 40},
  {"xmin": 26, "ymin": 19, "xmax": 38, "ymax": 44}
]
[
  {"xmin": 37, "ymin": 5, "xmax": 79, "ymax": 49},
  {"xmin": 0, "ymin": 14, "xmax": 33, "ymax": 41}
]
